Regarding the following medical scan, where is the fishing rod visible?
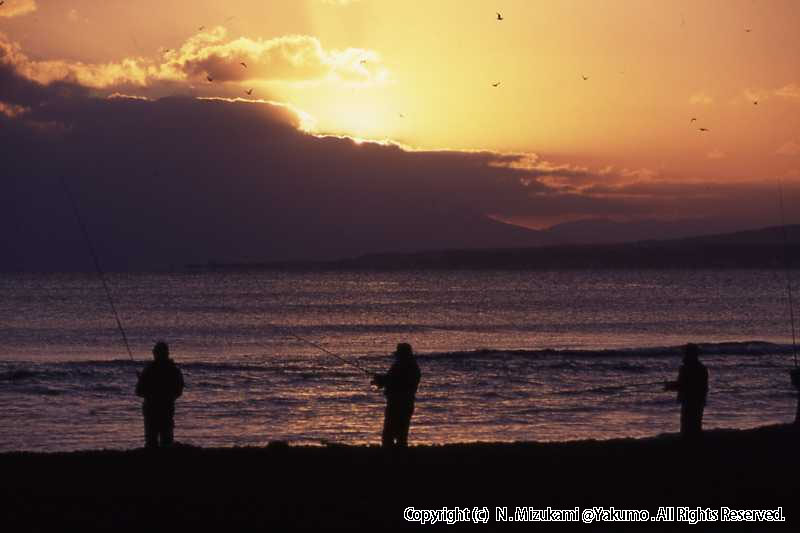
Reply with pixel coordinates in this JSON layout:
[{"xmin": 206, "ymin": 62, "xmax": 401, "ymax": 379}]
[
  {"xmin": 265, "ymin": 322, "xmax": 374, "ymax": 376},
  {"xmin": 566, "ymin": 379, "xmax": 668, "ymax": 395},
  {"xmin": 60, "ymin": 177, "xmax": 134, "ymax": 362},
  {"xmin": 777, "ymin": 180, "xmax": 798, "ymax": 367},
  {"xmin": 607, "ymin": 379, "xmax": 668, "ymax": 391}
]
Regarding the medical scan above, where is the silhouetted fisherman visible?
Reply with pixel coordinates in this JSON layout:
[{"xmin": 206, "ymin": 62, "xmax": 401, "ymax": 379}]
[
  {"xmin": 136, "ymin": 341, "xmax": 184, "ymax": 448},
  {"xmin": 665, "ymin": 343, "xmax": 708, "ymax": 438},
  {"xmin": 372, "ymin": 343, "xmax": 421, "ymax": 447}
]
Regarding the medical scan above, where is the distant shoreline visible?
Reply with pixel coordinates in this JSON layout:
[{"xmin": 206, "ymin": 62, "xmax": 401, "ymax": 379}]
[
  {"xmin": 187, "ymin": 242, "xmax": 800, "ymax": 272},
  {"xmin": 4, "ymin": 424, "xmax": 799, "ymax": 530},
  {"xmin": 187, "ymin": 223, "xmax": 800, "ymax": 272}
]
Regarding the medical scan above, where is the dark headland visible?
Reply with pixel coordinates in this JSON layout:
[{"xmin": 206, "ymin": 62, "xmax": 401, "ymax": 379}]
[
  {"xmin": 3, "ymin": 424, "xmax": 799, "ymax": 531},
  {"xmin": 186, "ymin": 224, "xmax": 800, "ymax": 272}
]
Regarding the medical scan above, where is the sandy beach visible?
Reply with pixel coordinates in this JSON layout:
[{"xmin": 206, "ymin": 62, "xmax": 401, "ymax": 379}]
[{"xmin": 2, "ymin": 424, "xmax": 798, "ymax": 531}]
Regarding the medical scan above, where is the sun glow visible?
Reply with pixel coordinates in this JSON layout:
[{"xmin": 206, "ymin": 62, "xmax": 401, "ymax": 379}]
[{"xmin": 316, "ymin": 97, "xmax": 395, "ymax": 139}]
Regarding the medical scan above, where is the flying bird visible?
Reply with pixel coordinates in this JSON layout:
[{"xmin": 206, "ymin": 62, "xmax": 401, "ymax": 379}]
[
  {"xmin": 240, "ymin": 62, "xmax": 247, "ymax": 68},
  {"xmin": 698, "ymin": 128, "xmax": 709, "ymax": 132},
  {"xmin": 496, "ymin": 12, "xmax": 503, "ymax": 21},
  {"xmin": 689, "ymin": 117, "xmax": 697, "ymax": 123},
  {"xmin": 399, "ymin": 113, "xmax": 405, "ymax": 118},
  {"xmin": 492, "ymin": 82, "xmax": 501, "ymax": 87},
  {"xmin": 753, "ymin": 100, "xmax": 758, "ymax": 105},
  {"xmin": 198, "ymin": 25, "xmax": 205, "ymax": 31},
  {"xmin": 582, "ymin": 75, "xmax": 589, "ymax": 81},
  {"xmin": 206, "ymin": 75, "xmax": 213, "ymax": 82},
  {"xmin": 745, "ymin": 28, "xmax": 752, "ymax": 33},
  {"xmin": 246, "ymin": 88, "xmax": 253, "ymax": 95}
]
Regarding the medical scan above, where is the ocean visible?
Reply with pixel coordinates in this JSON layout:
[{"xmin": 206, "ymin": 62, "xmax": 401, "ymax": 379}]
[{"xmin": 0, "ymin": 269, "xmax": 797, "ymax": 452}]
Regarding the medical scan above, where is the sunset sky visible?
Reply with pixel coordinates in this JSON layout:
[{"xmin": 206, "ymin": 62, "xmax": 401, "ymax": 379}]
[{"xmin": 2, "ymin": 0, "xmax": 799, "ymax": 268}]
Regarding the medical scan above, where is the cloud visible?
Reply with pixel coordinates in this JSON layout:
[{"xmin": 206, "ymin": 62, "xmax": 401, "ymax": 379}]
[
  {"xmin": 0, "ymin": 0, "xmax": 36, "ymax": 18},
  {"xmin": 0, "ymin": 67, "xmax": 546, "ymax": 268},
  {"xmin": 775, "ymin": 83, "xmax": 800, "ymax": 100},
  {"xmin": 165, "ymin": 31, "xmax": 388, "ymax": 85},
  {"xmin": 620, "ymin": 168, "xmax": 658, "ymax": 181},
  {"xmin": 0, "ymin": 32, "xmax": 152, "ymax": 88},
  {"xmin": 0, "ymin": 40, "xmax": 90, "ymax": 107},
  {"xmin": 776, "ymin": 140, "xmax": 800, "ymax": 156},
  {"xmin": 0, "ymin": 100, "xmax": 28, "ymax": 117},
  {"xmin": 690, "ymin": 92, "xmax": 713, "ymax": 105},
  {"xmin": 106, "ymin": 92, "xmax": 151, "ymax": 101},
  {"xmin": 1, "ymin": 59, "xmax": 796, "ymax": 270},
  {"xmin": 0, "ymin": 29, "xmax": 388, "ymax": 92},
  {"xmin": 486, "ymin": 153, "xmax": 593, "ymax": 186}
]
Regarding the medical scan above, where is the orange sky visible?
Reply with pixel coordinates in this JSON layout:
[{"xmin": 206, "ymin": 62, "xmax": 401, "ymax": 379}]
[{"xmin": 1, "ymin": 0, "xmax": 799, "ymax": 230}]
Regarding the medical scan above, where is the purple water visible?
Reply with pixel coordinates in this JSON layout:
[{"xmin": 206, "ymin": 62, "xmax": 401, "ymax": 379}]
[{"xmin": 0, "ymin": 269, "xmax": 797, "ymax": 451}]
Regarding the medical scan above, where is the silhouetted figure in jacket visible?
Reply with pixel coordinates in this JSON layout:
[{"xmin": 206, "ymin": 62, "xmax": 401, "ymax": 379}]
[
  {"xmin": 665, "ymin": 343, "xmax": 708, "ymax": 438},
  {"xmin": 372, "ymin": 343, "xmax": 421, "ymax": 447},
  {"xmin": 136, "ymin": 341, "xmax": 184, "ymax": 448}
]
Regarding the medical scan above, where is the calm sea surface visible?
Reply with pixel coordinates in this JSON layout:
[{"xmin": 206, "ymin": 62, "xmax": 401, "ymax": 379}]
[{"xmin": 1, "ymin": 269, "xmax": 798, "ymax": 452}]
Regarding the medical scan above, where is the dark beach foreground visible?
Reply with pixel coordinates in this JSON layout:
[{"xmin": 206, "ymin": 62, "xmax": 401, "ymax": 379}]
[{"xmin": 2, "ymin": 425, "xmax": 799, "ymax": 531}]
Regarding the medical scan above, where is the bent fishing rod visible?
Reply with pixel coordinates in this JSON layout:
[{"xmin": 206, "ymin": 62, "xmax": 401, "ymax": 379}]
[
  {"xmin": 265, "ymin": 322, "xmax": 374, "ymax": 376},
  {"xmin": 560, "ymin": 379, "xmax": 669, "ymax": 395},
  {"xmin": 60, "ymin": 177, "xmax": 134, "ymax": 362}
]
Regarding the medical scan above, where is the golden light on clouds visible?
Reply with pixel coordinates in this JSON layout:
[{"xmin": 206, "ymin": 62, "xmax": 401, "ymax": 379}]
[
  {"xmin": 0, "ymin": 99, "xmax": 27, "ymax": 117},
  {"xmin": 168, "ymin": 29, "xmax": 388, "ymax": 85},
  {"xmin": 0, "ymin": 0, "xmax": 799, "ymax": 231},
  {"xmin": 0, "ymin": 27, "xmax": 388, "ymax": 91},
  {"xmin": 0, "ymin": 0, "xmax": 36, "ymax": 19}
]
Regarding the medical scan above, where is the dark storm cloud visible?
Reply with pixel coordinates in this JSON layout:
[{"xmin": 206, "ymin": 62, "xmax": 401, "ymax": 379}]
[
  {"xmin": 0, "ymin": 61, "xmax": 552, "ymax": 270},
  {"xmin": 2, "ymin": 59, "xmax": 796, "ymax": 271}
]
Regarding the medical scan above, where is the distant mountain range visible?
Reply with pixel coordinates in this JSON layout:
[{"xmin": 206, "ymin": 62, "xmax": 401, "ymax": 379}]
[
  {"xmin": 188, "ymin": 224, "xmax": 800, "ymax": 271},
  {"xmin": 536, "ymin": 218, "xmax": 749, "ymax": 245}
]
